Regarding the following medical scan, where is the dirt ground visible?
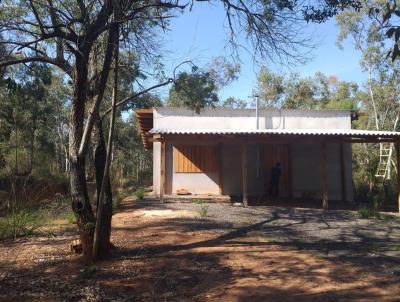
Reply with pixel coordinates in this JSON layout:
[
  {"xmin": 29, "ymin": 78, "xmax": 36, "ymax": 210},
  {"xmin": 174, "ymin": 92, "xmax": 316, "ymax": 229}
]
[{"xmin": 1, "ymin": 199, "xmax": 400, "ymax": 302}]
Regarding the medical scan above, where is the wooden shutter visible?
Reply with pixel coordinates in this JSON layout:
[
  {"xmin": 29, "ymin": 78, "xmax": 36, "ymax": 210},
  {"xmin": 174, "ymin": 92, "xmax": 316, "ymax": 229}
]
[{"xmin": 174, "ymin": 145, "xmax": 218, "ymax": 173}]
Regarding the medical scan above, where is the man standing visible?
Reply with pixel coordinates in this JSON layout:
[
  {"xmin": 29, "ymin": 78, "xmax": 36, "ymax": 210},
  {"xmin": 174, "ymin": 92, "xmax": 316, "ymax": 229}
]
[{"xmin": 269, "ymin": 162, "xmax": 282, "ymax": 198}]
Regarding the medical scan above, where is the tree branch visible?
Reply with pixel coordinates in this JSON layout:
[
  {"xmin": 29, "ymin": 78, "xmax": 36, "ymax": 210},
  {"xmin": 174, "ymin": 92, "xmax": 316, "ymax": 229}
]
[{"xmin": 101, "ymin": 78, "xmax": 174, "ymax": 118}]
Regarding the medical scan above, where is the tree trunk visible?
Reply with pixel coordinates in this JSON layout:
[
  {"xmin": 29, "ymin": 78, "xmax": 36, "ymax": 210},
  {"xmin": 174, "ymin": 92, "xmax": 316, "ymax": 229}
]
[
  {"xmin": 70, "ymin": 156, "xmax": 95, "ymax": 260},
  {"xmin": 28, "ymin": 127, "xmax": 35, "ymax": 175},
  {"xmin": 92, "ymin": 113, "xmax": 113, "ymax": 258},
  {"xmin": 69, "ymin": 54, "xmax": 96, "ymax": 261}
]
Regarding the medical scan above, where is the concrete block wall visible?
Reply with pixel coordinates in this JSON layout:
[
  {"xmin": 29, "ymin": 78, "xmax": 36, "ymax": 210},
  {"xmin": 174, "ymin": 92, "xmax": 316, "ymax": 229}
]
[
  {"xmin": 154, "ymin": 140, "xmax": 354, "ymax": 201},
  {"xmin": 153, "ymin": 107, "xmax": 352, "ymax": 131},
  {"xmin": 291, "ymin": 143, "xmax": 353, "ymax": 201}
]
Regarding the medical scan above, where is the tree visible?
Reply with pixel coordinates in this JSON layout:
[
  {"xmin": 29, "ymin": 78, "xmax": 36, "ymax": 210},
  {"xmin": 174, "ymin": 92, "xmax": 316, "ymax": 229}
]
[
  {"xmin": 253, "ymin": 67, "xmax": 285, "ymax": 108},
  {"xmin": 0, "ymin": 0, "xmax": 314, "ymax": 261},
  {"xmin": 335, "ymin": 2, "xmax": 400, "ymax": 199},
  {"xmin": 283, "ymin": 73, "xmax": 316, "ymax": 109},
  {"xmin": 168, "ymin": 71, "xmax": 219, "ymax": 112},
  {"xmin": 167, "ymin": 57, "xmax": 241, "ymax": 112},
  {"xmin": 303, "ymin": 0, "xmax": 400, "ymax": 60},
  {"xmin": 222, "ymin": 96, "xmax": 248, "ymax": 109}
]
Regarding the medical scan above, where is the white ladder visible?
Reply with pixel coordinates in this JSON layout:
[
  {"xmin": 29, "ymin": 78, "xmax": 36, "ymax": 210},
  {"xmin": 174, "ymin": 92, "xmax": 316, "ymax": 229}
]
[
  {"xmin": 375, "ymin": 113, "xmax": 399, "ymax": 180},
  {"xmin": 375, "ymin": 143, "xmax": 394, "ymax": 179}
]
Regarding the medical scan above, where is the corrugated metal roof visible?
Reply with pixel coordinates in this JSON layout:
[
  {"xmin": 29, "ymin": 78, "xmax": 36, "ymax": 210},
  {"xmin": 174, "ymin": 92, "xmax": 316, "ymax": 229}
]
[{"xmin": 149, "ymin": 128, "xmax": 400, "ymax": 138}]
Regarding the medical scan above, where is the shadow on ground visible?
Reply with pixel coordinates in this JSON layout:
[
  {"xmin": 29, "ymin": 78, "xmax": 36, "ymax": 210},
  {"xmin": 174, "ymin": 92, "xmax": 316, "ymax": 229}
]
[{"xmin": 1, "ymin": 199, "xmax": 400, "ymax": 301}]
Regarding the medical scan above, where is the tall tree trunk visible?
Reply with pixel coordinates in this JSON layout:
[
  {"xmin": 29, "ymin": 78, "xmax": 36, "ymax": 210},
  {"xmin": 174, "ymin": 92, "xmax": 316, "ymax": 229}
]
[
  {"xmin": 92, "ymin": 113, "xmax": 113, "ymax": 258},
  {"xmin": 69, "ymin": 55, "xmax": 96, "ymax": 261},
  {"xmin": 28, "ymin": 127, "xmax": 35, "ymax": 175},
  {"xmin": 92, "ymin": 24, "xmax": 119, "ymax": 259}
]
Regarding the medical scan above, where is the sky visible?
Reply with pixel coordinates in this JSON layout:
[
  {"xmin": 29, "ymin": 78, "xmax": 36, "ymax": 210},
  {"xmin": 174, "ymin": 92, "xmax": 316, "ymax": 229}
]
[{"xmin": 155, "ymin": 3, "xmax": 368, "ymax": 104}]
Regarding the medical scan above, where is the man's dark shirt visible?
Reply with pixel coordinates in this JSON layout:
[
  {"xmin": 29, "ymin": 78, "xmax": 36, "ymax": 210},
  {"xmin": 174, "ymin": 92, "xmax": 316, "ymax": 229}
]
[{"xmin": 271, "ymin": 166, "xmax": 281, "ymax": 183}]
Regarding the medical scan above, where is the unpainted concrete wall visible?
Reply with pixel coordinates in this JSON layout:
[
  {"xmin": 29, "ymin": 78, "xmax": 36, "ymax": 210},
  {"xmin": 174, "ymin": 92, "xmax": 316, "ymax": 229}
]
[
  {"xmin": 291, "ymin": 143, "xmax": 353, "ymax": 201},
  {"xmin": 154, "ymin": 107, "xmax": 352, "ymax": 130},
  {"xmin": 154, "ymin": 140, "xmax": 354, "ymax": 201}
]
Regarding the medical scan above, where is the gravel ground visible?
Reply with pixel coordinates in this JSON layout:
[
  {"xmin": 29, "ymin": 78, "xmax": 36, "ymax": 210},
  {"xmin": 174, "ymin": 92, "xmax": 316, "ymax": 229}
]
[{"xmin": 137, "ymin": 199, "xmax": 400, "ymax": 260}]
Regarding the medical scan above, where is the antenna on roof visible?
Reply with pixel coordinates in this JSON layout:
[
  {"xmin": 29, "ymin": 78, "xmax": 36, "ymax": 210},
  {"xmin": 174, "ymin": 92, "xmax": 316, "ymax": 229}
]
[
  {"xmin": 249, "ymin": 94, "xmax": 261, "ymax": 129},
  {"xmin": 254, "ymin": 95, "xmax": 260, "ymax": 130}
]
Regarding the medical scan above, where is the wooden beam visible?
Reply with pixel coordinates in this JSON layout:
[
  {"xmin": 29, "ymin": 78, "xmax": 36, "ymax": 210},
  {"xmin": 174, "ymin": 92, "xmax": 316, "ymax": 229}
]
[
  {"xmin": 340, "ymin": 143, "xmax": 347, "ymax": 202},
  {"xmin": 321, "ymin": 142, "xmax": 328, "ymax": 210},
  {"xmin": 160, "ymin": 139, "xmax": 166, "ymax": 202},
  {"xmin": 242, "ymin": 144, "xmax": 248, "ymax": 206},
  {"xmin": 397, "ymin": 143, "xmax": 400, "ymax": 213}
]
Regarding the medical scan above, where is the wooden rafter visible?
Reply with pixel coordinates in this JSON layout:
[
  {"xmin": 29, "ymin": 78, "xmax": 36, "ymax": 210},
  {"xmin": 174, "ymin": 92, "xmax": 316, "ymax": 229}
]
[{"xmin": 135, "ymin": 108, "xmax": 154, "ymax": 150}]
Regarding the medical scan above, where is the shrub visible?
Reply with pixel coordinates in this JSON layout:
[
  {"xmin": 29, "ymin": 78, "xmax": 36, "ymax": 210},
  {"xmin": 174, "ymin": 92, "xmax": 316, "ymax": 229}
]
[
  {"xmin": 357, "ymin": 206, "xmax": 383, "ymax": 219},
  {"xmin": 133, "ymin": 187, "xmax": 145, "ymax": 199},
  {"xmin": 0, "ymin": 209, "xmax": 43, "ymax": 240},
  {"xmin": 64, "ymin": 211, "xmax": 77, "ymax": 224},
  {"xmin": 358, "ymin": 206, "xmax": 374, "ymax": 219},
  {"xmin": 194, "ymin": 200, "xmax": 209, "ymax": 218}
]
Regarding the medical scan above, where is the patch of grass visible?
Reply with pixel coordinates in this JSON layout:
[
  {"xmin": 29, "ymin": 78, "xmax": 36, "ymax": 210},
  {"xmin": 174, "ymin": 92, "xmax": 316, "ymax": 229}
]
[
  {"xmin": 357, "ymin": 206, "xmax": 394, "ymax": 221},
  {"xmin": 0, "ymin": 194, "xmax": 79, "ymax": 240},
  {"xmin": 133, "ymin": 187, "xmax": 145, "ymax": 200},
  {"xmin": 0, "ymin": 209, "xmax": 43, "ymax": 240},
  {"xmin": 357, "ymin": 206, "xmax": 383, "ymax": 219},
  {"xmin": 63, "ymin": 211, "xmax": 77, "ymax": 224},
  {"xmin": 193, "ymin": 200, "xmax": 209, "ymax": 218},
  {"xmin": 112, "ymin": 193, "xmax": 127, "ymax": 210},
  {"xmin": 358, "ymin": 206, "xmax": 375, "ymax": 219}
]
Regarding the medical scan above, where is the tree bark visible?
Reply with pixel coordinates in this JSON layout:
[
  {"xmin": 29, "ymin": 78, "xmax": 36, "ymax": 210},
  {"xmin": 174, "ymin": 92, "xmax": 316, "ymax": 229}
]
[
  {"xmin": 92, "ymin": 113, "xmax": 113, "ymax": 258},
  {"xmin": 92, "ymin": 23, "xmax": 119, "ymax": 259},
  {"xmin": 69, "ymin": 54, "xmax": 96, "ymax": 261}
]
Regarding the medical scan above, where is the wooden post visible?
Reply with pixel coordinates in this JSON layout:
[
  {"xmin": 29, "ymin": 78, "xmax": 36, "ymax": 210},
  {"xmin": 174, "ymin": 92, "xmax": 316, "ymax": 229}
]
[
  {"xmin": 288, "ymin": 143, "xmax": 293, "ymax": 199},
  {"xmin": 396, "ymin": 142, "xmax": 400, "ymax": 213},
  {"xmin": 218, "ymin": 143, "xmax": 223, "ymax": 195},
  {"xmin": 242, "ymin": 144, "xmax": 248, "ymax": 206},
  {"xmin": 340, "ymin": 143, "xmax": 347, "ymax": 202},
  {"xmin": 160, "ymin": 139, "xmax": 166, "ymax": 202},
  {"xmin": 321, "ymin": 142, "xmax": 328, "ymax": 210}
]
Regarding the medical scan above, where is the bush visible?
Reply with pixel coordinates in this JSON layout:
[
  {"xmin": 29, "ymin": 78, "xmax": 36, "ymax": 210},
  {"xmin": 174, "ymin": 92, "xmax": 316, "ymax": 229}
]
[
  {"xmin": 63, "ymin": 211, "xmax": 77, "ymax": 224},
  {"xmin": 133, "ymin": 187, "xmax": 145, "ymax": 199},
  {"xmin": 0, "ymin": 209, "xmax": 43, "ymax": 240},
  {"xmin": 112, "ymin": 192, "xmax": 128, "ymax": 210},
  {"xmin": 194, "ymin": 200, "xmax": 209, "ymax": 218},
  {"xmin": 357, "ymin": 206, "xmax": 382, "ymax": 219},
  {"xmin": 358, "ymin": 206, "xmax": 374, "ymax": 219}
]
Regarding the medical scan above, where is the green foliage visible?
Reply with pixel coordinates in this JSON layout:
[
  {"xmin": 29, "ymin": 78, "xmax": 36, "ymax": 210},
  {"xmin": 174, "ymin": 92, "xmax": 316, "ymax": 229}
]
[
  {"xmin": 222, "ymin": 96, "xmax": 248, "ymax": 109},
  {"xmin": 194, "ymin": 200, "xmax": 209, "ymax": 218},
  {"xmin": 112, "ymin": 114, "xmax": 153, "ymax": 189},
  {"xmin": 167, "ymin": 57, "xmax": 241, "ymax": 113},
  {"xmin": 64, "ymin": 211, "xmax": 77, "ymax": 225},
  {"xmin": 207, "ymin": 56, "xmax": 241, "ymax": 90},
  {"xmin": 0, "ymin": 209, "xmax": 42, "ymax": 240},
  {"xmin": 253, "ymin": 68, "xmax": 360, "ymax": 110},
  {"xmin": 168, "ymin": 71, "xmax": 219, "ymax": 113},
  {"xmin": 0, "ymin": 63, "xmax": 70, "ymax": 179},
  {"xmin": 357, "ymin": 206, "xmax": 383, "ymax": 219},
  {"xmin": 84, "ymin": 222, "xmax": 95, "ymax": 231},
  {"xmin": 254, "ymin": 67, "xmax": 285, "ymax": 108},
  {"xmin": 133, "ymin": 187, "xmax": 145, "ymax": 200}
]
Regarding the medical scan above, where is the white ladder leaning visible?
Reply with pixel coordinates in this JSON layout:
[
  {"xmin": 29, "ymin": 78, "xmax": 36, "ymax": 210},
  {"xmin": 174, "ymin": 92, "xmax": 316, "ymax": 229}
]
[
  {"xmin": 375, "ymin": 143, "xmax": 394, "ymax": 180},
  {"xmin": 375, "ymin": 114, "xmax": 399, "ymax": 180}
]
